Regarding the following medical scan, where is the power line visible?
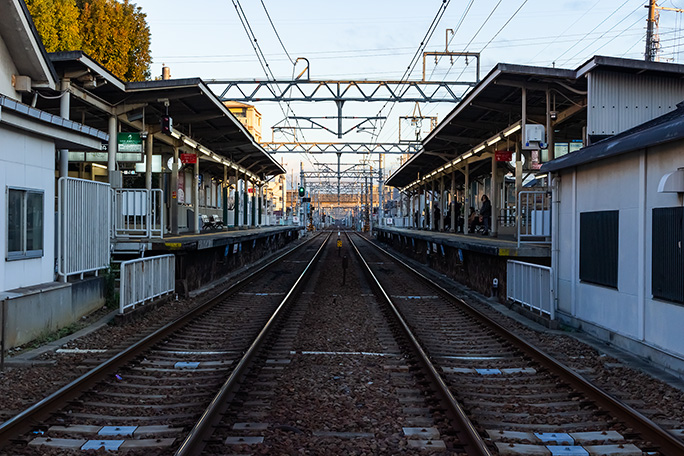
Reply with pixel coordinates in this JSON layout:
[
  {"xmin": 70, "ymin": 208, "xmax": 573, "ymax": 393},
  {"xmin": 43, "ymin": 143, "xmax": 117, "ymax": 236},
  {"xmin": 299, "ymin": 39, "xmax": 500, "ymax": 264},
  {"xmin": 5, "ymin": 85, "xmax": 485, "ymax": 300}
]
[
  {"xmin": 528, "ymin": 0, "xmax": 602, "ymax": 64},
  {"xmin": 479, "ymin": 0, "xmax": 528, "ymax": 53},
  {"xmin": 371, "ymin": 0, "xmax": 452, "ymax": 144},
  {"xmin": 427, "ymin": 0, "xmax": 476, "ymax": 81},
  {"xmin": 260, "ymin": 0, "xmax": 294, "ymax": 65},
  {"xmin": 558, "ymin": 4, "xmax": 643, "ymax": 66},
  {"xmin": 553, "ymin": 0, "xmax": 634, "ymax": 64},
  {"xmin": 231, "ymin": 0, "xmax": 316, "ymax": 169}
]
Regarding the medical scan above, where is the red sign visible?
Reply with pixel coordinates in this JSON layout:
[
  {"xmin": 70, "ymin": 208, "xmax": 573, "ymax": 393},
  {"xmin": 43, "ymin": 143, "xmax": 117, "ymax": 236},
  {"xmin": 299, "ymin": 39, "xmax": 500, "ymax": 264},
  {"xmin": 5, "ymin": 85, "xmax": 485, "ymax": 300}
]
[
  {"xmin": 180, "ymin": 153, "xmax": 197, "ymax": 164},
  {"xmin": 495, "ymin": 150, "xmax": 513, "ymax": 162}
]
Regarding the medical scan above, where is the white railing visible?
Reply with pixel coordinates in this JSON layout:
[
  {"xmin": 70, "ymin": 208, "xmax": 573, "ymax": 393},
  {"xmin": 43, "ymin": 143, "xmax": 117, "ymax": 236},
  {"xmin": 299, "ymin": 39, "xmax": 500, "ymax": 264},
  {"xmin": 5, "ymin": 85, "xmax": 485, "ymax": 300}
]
[
  {"xmin": 517, "ymin": 190, "xmax": 551, "ymax": 247},
  {"xmin": 507, "ymin": 260, "xmax": 554, "ymax": 319},
  {"xmin": 58, "ymin": 177, "xmax": 111, "ymax": 281},
  {"xmin": 119, "ymin": 254, "xmax": 175, "ymax": 314},
  {"xmin": 112, "ymin": 188, "xmax": 164, "ymax": 239}
]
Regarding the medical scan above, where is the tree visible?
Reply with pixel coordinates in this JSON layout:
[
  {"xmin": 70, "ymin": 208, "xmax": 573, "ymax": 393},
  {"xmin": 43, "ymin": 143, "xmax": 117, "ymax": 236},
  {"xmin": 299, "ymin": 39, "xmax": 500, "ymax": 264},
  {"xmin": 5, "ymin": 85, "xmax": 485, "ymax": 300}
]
[
  {"xmin": 54, "ymin": 0, "xmax": 82, "ymax": 50},
  {"xmin": 25, "ymin": 0, "xmax": 58, "ymax": 52},
  {"xmin": 24, "ymin": 0, "xmax": 151, "ymax": 81}
]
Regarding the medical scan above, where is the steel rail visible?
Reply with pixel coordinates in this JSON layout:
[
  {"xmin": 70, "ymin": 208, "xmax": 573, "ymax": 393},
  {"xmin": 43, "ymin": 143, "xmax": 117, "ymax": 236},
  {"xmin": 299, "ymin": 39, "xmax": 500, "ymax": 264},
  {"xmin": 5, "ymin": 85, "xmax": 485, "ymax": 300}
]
[
  {"xmin": 0, "ymin": 232, "xmax": 321, "ymax": 447},
  {"xmin": 175, "ymin": 232, "xmax": 331, "ymax": 455},
  {"xmin": 363, "ymin": 236, "xmax": 684, "ymax": 456},
  {"xmin": 347, "ymin": 233, "xmax": 492, "ymax": 456}
]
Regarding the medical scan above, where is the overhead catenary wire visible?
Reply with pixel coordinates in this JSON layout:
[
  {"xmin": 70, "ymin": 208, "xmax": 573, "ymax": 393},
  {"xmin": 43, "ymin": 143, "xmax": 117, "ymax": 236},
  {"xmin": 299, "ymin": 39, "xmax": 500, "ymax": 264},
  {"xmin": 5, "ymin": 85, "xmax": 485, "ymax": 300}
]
[
  {"xmin": 260, "ymin": 0, "xmax": 294, "ymax": 65},
  {"xmin": 560, "ymin": 11, "xmax": 644, "ymax": 66},
  {"xmin": 232, "ymin": 0, "xmax": 317, "ymax": 168},
  {"xmin": 387, "ymin": 0, "xmax": 505, "ymax": 143},
  {"xmin": 426, "ymin": 0, "xmax": 476, "ymax": 81},
  {"xmin": 371, "ymin": 0, "xmax": 452, "ymax": 145},
  {"xmin": 528, "ymin": 0, "xmax": 602, "ymax": 64},
  {"xmin": 553, "ymin": 0, "xmax": 634, "ymax": 64}
]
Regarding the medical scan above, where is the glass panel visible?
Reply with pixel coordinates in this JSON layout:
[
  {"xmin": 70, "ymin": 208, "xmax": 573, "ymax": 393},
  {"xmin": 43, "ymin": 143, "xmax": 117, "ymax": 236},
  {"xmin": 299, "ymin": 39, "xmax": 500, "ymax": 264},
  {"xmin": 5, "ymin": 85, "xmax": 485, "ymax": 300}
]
[
  {"xmin": 26, "ymin": 192, "xmax": 44, "ymax": 252},
  {"xmin": 7, "ymin": 189, "xmax": 23, "ymax": 253}
]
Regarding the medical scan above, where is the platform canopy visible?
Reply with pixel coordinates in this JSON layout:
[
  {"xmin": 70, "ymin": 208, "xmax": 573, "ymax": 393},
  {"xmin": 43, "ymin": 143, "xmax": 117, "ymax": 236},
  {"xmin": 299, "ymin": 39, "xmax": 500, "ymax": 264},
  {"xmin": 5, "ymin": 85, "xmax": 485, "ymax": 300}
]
[
  {"xmin": 45, "ymin": 51, "xmax": 285, "ymax": 180},
  {"xmin": 387, "ymin": 56, "xmax": 684, "ymax": 191},
  {"xmin": 386, "ymin": 63, "xmax": 585, "ymax": 190}
]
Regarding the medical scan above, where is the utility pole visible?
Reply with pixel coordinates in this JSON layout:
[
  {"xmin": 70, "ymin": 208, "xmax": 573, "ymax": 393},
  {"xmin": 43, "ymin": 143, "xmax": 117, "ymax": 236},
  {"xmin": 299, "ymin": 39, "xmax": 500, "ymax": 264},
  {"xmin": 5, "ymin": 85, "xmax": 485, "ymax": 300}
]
[{"xmin": 645, "ymin": 0, "xmax": 658, "ymax": 61}]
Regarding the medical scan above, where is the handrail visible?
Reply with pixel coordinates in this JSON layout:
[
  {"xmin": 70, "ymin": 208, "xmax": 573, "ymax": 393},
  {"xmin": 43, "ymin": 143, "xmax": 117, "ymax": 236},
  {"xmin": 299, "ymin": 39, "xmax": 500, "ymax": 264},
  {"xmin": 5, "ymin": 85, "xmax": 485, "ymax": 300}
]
[
  {"xmin": 517, "ymin": 189, "xmax": 551, "ymax": 247},
  {"xmin": 119, "ymin": 254, "xmax": 175, "ymax": 314},
  {"xmin": 507, "ymin": 260, "xmax": 554, "ymax": 320},
  {"xmin": 57, "ymin": 177, "xmax": 111, "ymax": 281}
]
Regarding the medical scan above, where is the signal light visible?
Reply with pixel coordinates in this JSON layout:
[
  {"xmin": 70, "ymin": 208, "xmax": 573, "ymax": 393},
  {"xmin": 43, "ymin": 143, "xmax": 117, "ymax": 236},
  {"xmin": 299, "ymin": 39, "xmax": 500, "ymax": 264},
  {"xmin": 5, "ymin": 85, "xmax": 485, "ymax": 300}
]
[
  {"xmin": 161, "ymin": 115, "xmax": 173, "ymax": 135},
  {"xmin": 298, "ymin": 186, "xmax": 305, "ymax": 197}
]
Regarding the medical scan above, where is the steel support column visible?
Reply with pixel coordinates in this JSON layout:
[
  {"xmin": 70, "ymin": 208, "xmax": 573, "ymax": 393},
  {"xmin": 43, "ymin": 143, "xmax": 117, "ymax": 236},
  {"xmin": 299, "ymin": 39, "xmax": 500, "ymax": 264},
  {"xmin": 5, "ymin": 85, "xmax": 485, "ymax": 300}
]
[
  {"xmin": 439, "ymin": 176, "xmax": 445, "ymax": 232},
  {"xmin": 59, "ymin": 79, "xmax": 71, "ymax": 178}
]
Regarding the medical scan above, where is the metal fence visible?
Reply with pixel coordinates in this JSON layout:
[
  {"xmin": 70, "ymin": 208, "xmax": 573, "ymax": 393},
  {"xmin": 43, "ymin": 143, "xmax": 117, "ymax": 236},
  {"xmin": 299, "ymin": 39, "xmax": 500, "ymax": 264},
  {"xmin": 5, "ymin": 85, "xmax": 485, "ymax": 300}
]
[
  {"xmin": 112, "ymin": 188, "xmax": 164, "ymax": 239},
  {"xmin": 119, "ymin": 254, "xmax": 175, "ymax": 314},
  {"xmin": 506, "ymin": 260, "xmax": 554, "ymax": 319},
  {"xmin": 57, "ymin": 177, "xmax": 111, "ymax": 281},
  {"xmin": 517, "ymin": 190, "xmax": 551, "ymax": 247}
]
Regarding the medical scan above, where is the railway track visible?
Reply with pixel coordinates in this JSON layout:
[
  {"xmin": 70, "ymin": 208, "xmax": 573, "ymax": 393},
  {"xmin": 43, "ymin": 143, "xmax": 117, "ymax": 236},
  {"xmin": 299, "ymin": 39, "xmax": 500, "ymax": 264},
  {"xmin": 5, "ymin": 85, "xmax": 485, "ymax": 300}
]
[
  {"xmin": 351, "ymin": 232, "xmax": 684, "ymax": 455},
  {"xmin": 3, "ymin": 230, "xmax": 683, "ymax": 455},
  {"xmin": 180, "ymin": 231, "xmax": 487, "ymax": 455},
  {"xmin": 0, "ymin": 234, "xmax": 327, "ymax": 455}
]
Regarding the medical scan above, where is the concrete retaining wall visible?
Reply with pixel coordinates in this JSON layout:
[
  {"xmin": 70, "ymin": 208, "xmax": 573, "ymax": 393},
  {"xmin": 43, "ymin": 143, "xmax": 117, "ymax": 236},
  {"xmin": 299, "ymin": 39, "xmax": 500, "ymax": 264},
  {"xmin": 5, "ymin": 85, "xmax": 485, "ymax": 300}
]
[
  {"xmin": 1, "ymin": 276, "xmax": 105, "ymax": 349},
  {"xmin": 376, "ymin": 232, "xmax": 549, "ymax": 302}
]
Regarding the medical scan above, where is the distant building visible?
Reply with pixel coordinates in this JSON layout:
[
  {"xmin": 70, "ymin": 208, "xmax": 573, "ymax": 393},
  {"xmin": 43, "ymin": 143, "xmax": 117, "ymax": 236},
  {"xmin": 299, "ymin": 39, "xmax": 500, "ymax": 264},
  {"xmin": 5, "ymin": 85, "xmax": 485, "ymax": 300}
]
[{"xmin": 224, "ymin": 101, "xmax": 262, "ymax": 143}]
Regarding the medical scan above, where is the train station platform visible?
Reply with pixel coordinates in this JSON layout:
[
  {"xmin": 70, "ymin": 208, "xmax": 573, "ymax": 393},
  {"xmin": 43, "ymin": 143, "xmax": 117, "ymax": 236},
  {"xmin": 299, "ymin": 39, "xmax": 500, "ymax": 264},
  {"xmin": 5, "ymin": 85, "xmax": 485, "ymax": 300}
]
[
  {"xmin": 375, "ymin": 226, "xmax": 550, "ymax": 258},
  {"xmin": 114, "ymin": 225, "xmax": 305, "ymax": 296},
  {"xmin": 374, "ymin": 226, "xmax": 550, "ymax": 303},
  {"xmin": 150, "ymin": 225, "xmax": 303, "ymax": 253}
]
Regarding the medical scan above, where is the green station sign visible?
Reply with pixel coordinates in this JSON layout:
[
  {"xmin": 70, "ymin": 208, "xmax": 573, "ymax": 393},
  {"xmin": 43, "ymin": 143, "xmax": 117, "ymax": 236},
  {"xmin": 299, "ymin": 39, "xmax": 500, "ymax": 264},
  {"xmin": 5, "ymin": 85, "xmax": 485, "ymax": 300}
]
[{"xmin": 118, "ymin": 132, "xmax": 143, "ymax": 152}]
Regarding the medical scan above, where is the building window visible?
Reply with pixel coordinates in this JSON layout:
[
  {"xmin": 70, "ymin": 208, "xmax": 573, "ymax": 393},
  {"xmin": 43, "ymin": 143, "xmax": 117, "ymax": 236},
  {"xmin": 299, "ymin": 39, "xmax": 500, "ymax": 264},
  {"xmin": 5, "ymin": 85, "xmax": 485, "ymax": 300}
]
[
  {"xmin": 652, "ymin": 207, "xmax": 684, "ymax": 303},
  {"xmin": 579, "ymin": 210, "xmax": 618, "ymax": 288},
  {"xmin": 7, "ymin": 188, "xmax": 44, "ymax": 260}
]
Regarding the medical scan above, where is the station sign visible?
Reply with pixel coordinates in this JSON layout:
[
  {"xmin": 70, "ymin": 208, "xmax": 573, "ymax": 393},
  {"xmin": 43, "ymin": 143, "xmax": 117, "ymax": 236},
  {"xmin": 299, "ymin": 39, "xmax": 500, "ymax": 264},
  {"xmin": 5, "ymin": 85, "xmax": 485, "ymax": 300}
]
[
  {"xmin": 180, "ymin": 153, "xmax": 197, "ymax": 164},
  {"xmin": 118, "ymin": 133, "xmax": 143, "ymax": 152},
  {"xmin": 495, "ymin": 150, "xmax": 513, "ymax": 162},
  {"xmin": 68, "ymin": 141, "xmax": 141, "ymax": 163}
]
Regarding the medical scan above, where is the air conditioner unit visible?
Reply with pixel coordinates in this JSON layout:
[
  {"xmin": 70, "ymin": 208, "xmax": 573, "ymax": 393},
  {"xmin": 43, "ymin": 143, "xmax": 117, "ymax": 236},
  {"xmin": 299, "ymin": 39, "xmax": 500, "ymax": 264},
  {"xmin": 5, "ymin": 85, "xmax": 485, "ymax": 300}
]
[{"xmin": 12, "ymin": 75, "xmax": 32, "ymax": 93}]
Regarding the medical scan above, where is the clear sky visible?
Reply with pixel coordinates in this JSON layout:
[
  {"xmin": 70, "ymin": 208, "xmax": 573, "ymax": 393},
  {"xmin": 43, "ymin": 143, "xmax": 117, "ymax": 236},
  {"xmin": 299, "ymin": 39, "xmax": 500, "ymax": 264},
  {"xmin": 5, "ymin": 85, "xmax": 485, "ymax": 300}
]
[{"xmin": 133, "ymin": 0, "xmax": 684, "ymax": 182}]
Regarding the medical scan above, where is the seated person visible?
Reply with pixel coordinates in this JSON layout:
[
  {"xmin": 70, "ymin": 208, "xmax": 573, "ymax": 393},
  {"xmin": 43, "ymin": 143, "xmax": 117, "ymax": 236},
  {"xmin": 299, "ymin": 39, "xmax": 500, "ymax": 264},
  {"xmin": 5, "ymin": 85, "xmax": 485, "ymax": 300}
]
[{"xmin": 468, "ymin": 207, "xmax": 478, "ymax": 233}]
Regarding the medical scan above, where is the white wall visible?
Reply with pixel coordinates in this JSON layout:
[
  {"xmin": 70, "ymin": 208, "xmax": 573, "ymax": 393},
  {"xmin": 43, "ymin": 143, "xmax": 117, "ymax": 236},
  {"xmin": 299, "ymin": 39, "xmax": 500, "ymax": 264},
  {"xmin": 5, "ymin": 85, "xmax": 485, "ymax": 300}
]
[
  {"xmin": 0, "ymin": 34, "xmax": 20, "ymax": 100},
  {"xmin": 556, "ymin": 142, "xmax": 684, "ymax": 359},
  {"xmin": 0, "ymin": 126, "xmax": 56, "ymax": 292}
]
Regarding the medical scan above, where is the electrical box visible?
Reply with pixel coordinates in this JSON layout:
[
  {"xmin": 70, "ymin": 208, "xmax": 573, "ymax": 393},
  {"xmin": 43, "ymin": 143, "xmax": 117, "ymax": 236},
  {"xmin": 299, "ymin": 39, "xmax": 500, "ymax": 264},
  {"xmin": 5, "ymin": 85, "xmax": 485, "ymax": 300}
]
[
  {"xmin": 12, "ymin": 75, "xmax": 32, "ymax": 92},
  {"xmin": 109, "ymin": 170, "xmax": 122, "ymax": 189},
  {"xmin": 523, "ymin": 124, "xmax": 545, "ymax": 149}
]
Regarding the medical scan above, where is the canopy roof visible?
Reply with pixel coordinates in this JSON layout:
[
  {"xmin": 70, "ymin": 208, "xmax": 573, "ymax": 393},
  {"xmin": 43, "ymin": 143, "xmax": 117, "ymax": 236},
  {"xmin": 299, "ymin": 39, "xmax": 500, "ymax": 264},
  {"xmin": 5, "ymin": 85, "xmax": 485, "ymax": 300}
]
[
  {"xmin": 387, "ymin": 56, "xmax": 684, "ymax": 190},
  {"xmin": 45, "ymin": 51, "xmax": 284, "ymax": 180}
]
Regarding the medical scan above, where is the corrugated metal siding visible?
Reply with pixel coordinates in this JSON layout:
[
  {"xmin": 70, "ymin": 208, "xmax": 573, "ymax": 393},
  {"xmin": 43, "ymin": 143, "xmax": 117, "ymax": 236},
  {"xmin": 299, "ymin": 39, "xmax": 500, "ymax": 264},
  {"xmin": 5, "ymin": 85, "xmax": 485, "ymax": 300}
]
[
  {"xmin": 652, "ymin": 207, "xmax": 684, "ymax": 303},
  {"xmin": 579, "ymin": 210, "xmax": 619, "ymax": 288},
  {"xmin": 588, "ymin": 71, "xmax": 684, "ymax": 136}
]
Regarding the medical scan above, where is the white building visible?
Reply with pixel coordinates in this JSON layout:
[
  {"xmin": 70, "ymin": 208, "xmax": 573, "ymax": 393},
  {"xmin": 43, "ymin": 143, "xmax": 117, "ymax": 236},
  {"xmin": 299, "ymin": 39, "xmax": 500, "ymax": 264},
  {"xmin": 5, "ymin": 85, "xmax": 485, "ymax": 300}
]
[
  {"xmin": 0, "ymin": 0, "xmax": 108, "ymax": 346},
  {"xmin": 542, "ymin": 102, "xmax": 684, "ymax": 374}
]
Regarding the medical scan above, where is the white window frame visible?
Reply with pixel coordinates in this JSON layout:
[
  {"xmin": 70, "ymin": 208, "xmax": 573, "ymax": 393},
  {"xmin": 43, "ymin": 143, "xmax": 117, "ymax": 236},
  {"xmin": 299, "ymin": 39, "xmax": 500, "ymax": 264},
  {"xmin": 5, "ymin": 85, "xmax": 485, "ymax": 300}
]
[{"xmin": 6, "ymin": 186, "xmax": 44, "ymax": 261}]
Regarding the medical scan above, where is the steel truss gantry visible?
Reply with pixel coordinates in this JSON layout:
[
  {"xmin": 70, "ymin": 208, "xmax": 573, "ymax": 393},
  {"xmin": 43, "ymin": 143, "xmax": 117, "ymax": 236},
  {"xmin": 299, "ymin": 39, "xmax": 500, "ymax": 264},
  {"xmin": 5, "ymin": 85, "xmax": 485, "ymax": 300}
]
[
  {"xmin": 262, "ymin": 142, "xmax": 420, "ymax": 155},
  {"xmin": 207, "ymin": 79, "xmax": 475, "ymax": 104}
]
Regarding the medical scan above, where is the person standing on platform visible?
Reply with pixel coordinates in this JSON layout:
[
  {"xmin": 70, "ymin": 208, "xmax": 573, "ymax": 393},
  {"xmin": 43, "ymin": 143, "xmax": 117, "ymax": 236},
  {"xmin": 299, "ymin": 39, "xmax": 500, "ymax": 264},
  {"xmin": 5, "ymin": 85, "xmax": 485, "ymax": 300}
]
[{"xmin": 479, "ymin": 194, "xmax": 491, "ymax": 235}]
